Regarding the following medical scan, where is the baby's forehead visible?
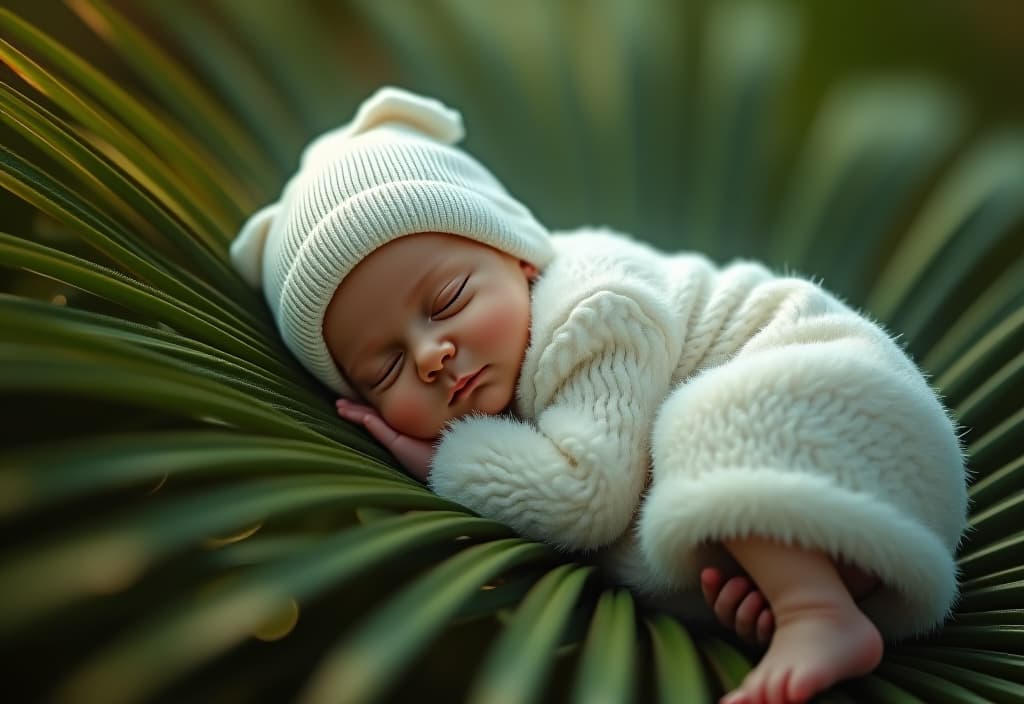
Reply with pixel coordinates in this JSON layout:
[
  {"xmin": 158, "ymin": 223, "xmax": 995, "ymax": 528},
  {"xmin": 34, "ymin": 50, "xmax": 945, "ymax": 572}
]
[
  {"xmin": 327, "ymin": 235, "xmax": 457, "ymax": 328},
  {"xmin": 350, "ymin": 233, "xmax": 462, "ymax": 282}
]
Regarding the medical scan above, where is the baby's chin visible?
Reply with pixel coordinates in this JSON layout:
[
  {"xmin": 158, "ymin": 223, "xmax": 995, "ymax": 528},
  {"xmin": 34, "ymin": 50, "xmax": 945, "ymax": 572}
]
[
  {"xmin": 432, "ymin": 393, "xmax": 517, "ymax": 436},
  {"xmin": 393, "ymin": 384, "xmax": 518, "ymax": 439},
  {"xmin": 471, "ymin": 383, "xmax": 519, "ymax": 419}
]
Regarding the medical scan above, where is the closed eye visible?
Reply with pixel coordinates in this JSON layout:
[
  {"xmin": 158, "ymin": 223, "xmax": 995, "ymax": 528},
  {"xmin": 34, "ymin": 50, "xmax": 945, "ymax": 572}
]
[
  {"xmin": 433, "ymin": 276, "xmax": 469, "ymax": 318},
  {"xmin": 371, "ymin": 354, "xmax": 401, "ymax": 389}
]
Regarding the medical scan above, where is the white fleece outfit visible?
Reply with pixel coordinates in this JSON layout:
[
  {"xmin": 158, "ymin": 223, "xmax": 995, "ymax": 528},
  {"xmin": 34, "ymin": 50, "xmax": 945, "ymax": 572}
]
[{"xmin": 429, "ymin": 229, "xmax": 968, "ymax": 640}]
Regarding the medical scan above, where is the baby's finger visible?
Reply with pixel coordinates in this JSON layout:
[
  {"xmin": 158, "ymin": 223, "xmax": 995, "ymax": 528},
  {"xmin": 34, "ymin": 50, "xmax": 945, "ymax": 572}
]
[
  {"xmin": 713, "ymin": 576, "xmax": 751, "ymax": 630},
  {"xmin": 335, "ymin": 403, "xmax": 368, "ymax": 423},
  {"xmin": 734, "ymin": 590, "xmax": 764, "ymax": 643},
  {"xmin": 335, "ymin": 399, "xmax": 357, "ymax": 418},
  {"xmin": 361, "ymin": 413, "xmax": 402, "ymax": 448},
  {"xmin": 756, "ymin": 608, "xmax": 774, "ymax": 645},
  {"xmin": 336, "ymin": 398, "xmax": 371, "ymax": 414},
  {"xmin": 700, "ymin": 567, "xmax": 723, "ymax": 608},
  {"xmin": 335, "ymin": 399, "xmax": 382, "ymax": 427}
]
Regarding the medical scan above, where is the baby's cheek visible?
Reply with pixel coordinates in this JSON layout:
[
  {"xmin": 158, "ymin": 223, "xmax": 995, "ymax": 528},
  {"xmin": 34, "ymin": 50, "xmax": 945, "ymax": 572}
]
[
  {"xmin": 477, "ymin": 299, "xmax": 529, "ymax": 344},
  {"xmin": 381, "ymin": 397, "xmax": 442, "ymax": 440}
]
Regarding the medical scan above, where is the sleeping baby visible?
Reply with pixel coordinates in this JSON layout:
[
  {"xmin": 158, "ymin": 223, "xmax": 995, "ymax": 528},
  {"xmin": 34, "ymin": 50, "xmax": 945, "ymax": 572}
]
[{"xmin": 231, "ymin": 87, "xmax": 968, "ymax": 704}]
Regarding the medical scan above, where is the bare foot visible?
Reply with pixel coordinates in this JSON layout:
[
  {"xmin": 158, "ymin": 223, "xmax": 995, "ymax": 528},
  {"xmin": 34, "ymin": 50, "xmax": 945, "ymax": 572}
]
[
  {"xmin": 720, "ymin": 597, "xmax": 883, "ymax": 704},
  {"xmin": 700, "ymin": 562, "xmax": 878, "ymax": 649}
]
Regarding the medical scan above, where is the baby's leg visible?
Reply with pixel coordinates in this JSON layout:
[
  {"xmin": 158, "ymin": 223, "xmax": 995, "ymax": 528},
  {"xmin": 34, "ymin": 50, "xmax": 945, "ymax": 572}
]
[{"xmin": 719, "ymin": 538, "xmax": 883, "ymax": 704}]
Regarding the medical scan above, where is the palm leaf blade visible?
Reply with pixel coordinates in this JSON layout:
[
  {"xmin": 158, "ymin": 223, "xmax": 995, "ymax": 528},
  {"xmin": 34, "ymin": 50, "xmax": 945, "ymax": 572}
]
[
  {"xmin": 54, "ymin": 512, "xmax": 505, "ymax": 704},
  {"xmin": 874, "ymin": 662, "xmax": 999, "ymax": 704},
  {"xmin": 571, "ymin": 589, "xmax": 638, "ymax": 704},
  {"xmin": 0, "ymin": 11, "xmax": 239, "ymax": 235},
  {"xmin": 646, "ymin": 614, "xmax": 714, "ymax": 703},
  {"xmin": 300, "ymin": 539, "xmax": 554, "ymax": 704},
  {"xmin": 466, "ymin": 564, "xmax": 594, "ymax": 704}
]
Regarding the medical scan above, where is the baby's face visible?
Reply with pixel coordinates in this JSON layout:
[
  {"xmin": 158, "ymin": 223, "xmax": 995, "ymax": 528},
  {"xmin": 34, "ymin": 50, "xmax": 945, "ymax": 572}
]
[{"xmin": 324, "ymin": 232, "xmax": 537, "ymax": 440}]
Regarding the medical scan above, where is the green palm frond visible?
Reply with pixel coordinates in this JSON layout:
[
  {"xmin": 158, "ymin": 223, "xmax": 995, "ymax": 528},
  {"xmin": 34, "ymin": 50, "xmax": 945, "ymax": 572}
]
[{"xmin": 1, "ymin": 1, "xmax": 1021, "ymax": 702}]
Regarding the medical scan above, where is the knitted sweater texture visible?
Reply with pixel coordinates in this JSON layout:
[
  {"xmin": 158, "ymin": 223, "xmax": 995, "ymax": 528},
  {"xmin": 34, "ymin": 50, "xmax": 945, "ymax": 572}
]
[{"xmin": 429, "ymin": 229, "xmax": 968, "ymax": 639}]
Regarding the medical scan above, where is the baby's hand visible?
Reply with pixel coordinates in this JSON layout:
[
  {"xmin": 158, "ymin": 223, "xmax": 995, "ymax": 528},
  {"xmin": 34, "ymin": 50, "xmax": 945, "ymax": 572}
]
[
  {"xmin": 700, "ymin": 567, "xmax": 774, "ymax": 646},
  {"xmin": 335, "ymin": 398, "xmax": 435, "ymax": 482}
]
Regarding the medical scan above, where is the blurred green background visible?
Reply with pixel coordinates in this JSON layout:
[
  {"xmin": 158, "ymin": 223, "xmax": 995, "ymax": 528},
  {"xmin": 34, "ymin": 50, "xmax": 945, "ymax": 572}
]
[{"xmin": 3, "ymin": 0, "xmax": 1023, "ymax": 242}]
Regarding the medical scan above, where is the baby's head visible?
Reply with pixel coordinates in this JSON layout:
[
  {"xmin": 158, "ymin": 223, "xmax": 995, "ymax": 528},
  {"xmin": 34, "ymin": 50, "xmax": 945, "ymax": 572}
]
[{"xmin": 230, "ymin": 87, "xmax": 553, "ymax": 439}]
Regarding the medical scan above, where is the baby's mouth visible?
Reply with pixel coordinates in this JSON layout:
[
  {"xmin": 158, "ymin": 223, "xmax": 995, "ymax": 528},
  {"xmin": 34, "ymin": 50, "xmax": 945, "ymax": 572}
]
[{"xmin": 448, "ymin": 366, "xmax": 486, "ymax": 406}]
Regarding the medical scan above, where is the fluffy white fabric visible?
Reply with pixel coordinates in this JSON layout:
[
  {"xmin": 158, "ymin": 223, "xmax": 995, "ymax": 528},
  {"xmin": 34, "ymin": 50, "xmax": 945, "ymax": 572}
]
[
  {"xmin": 432, "ymin": 288, "xmax": 677, "ymax": 549},
  {"xmin": 429, "ymin": 228, "xmax": 968, "ymax": 640}
]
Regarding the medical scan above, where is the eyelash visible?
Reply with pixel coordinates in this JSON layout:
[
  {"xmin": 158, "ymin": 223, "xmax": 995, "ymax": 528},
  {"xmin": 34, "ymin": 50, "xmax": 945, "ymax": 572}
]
[
  {"xmin": 433, "ymin": 276, "xmax": 469, "ymax": 318},
  {"xmin": 373, "ymin": 354, "xmax": 401, "ymax": 388}
]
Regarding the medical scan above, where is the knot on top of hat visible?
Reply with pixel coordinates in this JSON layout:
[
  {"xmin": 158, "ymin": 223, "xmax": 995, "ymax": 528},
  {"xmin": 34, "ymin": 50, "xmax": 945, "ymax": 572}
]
[
  {"xmin": 348, "ymin": 86, "xmax": 464, "ymax": 143},
  {"xmin": 300, "ymin": 86, "xmax": 464, "ymax": 170}
]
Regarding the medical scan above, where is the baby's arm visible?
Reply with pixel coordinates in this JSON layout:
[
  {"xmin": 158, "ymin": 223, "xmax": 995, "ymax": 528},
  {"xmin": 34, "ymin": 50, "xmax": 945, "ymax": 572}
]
[{"xmin": 430, "ymin": 290, "xmax": 677, "ymax": 551}]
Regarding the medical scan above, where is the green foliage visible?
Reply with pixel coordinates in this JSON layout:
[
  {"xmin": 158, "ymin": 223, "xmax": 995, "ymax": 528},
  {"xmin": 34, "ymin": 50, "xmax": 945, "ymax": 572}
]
[{"xmin": 0, "ymin": 1, "xmax": 1021, "ymax": 701}]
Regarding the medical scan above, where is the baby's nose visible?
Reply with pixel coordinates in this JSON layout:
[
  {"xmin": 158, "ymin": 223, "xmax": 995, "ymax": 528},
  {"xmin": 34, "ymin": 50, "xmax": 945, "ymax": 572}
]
[{"xmin": 416, "ymin": 339, "xmax": 455, "ymax": 382}]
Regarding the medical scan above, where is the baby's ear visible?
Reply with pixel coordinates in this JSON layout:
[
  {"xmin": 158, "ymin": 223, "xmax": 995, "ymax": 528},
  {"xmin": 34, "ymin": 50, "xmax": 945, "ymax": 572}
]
[
  {"xmin": 230, "ymin": 203, "xmax": 279, "ymax": 288},
  {"xmin": 520, "ymin": 261, "xmax": 539, "ymax": 281}
]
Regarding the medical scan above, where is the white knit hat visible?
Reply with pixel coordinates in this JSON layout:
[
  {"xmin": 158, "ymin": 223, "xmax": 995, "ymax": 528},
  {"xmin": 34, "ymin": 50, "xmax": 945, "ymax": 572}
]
[{"xmin": 230, "ymin": 87, "xmax": 554, "ymax": 398}]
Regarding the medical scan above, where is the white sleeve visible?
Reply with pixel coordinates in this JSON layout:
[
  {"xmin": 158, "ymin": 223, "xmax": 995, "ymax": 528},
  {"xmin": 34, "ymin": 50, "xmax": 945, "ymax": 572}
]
[{"xmin": 429, "ymin": 290, "xmax": 676, "ymax": 551}]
